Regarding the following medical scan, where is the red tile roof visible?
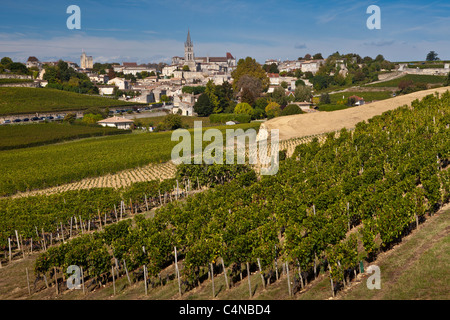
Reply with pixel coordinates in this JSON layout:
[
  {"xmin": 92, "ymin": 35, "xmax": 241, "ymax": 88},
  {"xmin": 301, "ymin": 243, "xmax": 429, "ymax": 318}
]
[{"xmin": 123, "ymin": 62, "xmax": 138, "ymax": 67}]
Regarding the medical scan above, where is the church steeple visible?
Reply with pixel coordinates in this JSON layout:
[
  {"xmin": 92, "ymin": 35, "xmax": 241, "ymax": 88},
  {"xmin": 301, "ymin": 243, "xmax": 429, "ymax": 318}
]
[{"xmin": 185, "ymin": 29, "xmax": 193, "ymax": 47}]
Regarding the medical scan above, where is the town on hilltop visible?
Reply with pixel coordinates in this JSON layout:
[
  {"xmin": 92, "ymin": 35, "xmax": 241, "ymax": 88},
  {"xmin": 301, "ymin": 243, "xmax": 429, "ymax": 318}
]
[{"xmin": 1, "ymin": 30, "xmax": 449, "ymax": 122}]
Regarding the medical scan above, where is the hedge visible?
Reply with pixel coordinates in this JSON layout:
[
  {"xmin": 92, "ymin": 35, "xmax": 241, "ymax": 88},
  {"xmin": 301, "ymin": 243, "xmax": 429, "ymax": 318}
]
[{"xmin": 209, "ymin": 113, "xmax": 251, "ymax": 124}]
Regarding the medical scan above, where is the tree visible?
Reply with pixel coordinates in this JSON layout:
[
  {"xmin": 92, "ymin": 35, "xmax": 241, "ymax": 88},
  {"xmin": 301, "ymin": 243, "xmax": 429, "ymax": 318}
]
[
  {"xmin": 304, "ymin": 54, "xmax": 312, "ymax": 60},
  {"xmin": 347, "ymin": 96, "xmax": 359, "ymax": 106},
  {"xmin": 216, "ymin": 81, "xmax": 234, "ymax": 113},
  {"xmin": 160, "ymin": 94, "xmax": 170, "ymax": 103},
  {"xmin": 304, "ymin": 71, "xmax": 314, "ymax": 79},
  {"xmin": 265, "ymin": 101, "xmax": 281, "ymax": 119},
  {"xmin": 294, "ymin": 85, "xmax": 312, "ymax": 102},
  {"xmin": 295, "ymin": 79, "xmax": 305, "ymax": 87},
  {"xmin": 7, "ymin": 62, "xmax": 29, "ymax": 75},
  {"xmin": 231, "ymin": 57, "xmax": 269, "ymax": 92},
  {"xmin": 294, "ymin": 69, "xmax": 304, "ymax": 79},
  {"xmin": 375, "ymin": 54, "xmax": 385, "ymax": 62},
  {"xmin": 270, "ymin": 86, "xmax": 288, "ymax": 106},
  {"xmin": 63, "ymin": 113, "xmax": 77, "ymax": 123},
  {"xmin": 82, "ymin": 113, "xmax": 103, "ymax": 125},
  {"xmin": 398, "ymin": 80, "xmax": 414, "ymax": 92},
  {"xmin": 313, "ymin": 53, "xmax": 323, "ymax": 60},
  {"xmin": 162, "ymin": 114, "xmax": 183, "ymax": 130},
  {"xmin": 254, "ymin": 97, "xmax": 268, "ymax": 110},
  {"xmin": 280, "ymin": 104, "xmax": 303, "ymax": 116},
  {"xmin": 182, "ymin": 86, "xmax": 206, "ymax": 95},
  {"xmin": 205, "ymin": 80, "xmax": 220, "ymax": 113},
  {"xmin": 263, "ymin": 63, "xmax": 279, "ymax": 74},
  {"xmin": 280, "ymin": 81, "xmax": 288, "ymax": 89},
  {"xmin": 252, "ymin": 107, "xmax": 265, "ymax": 119},
  {"xmin": 311, "ymin": 75, "xmax": 329, "ymax": 90},
  {"xmin": 1, "ymin": 57, "xmax": 13, "ymax": 68},
  {"xmin": 426, "ymin": 51, "xmax": 439, "ymax": 61},
  {"xmin": 444, "ymin": 72, "xmax": 450, "ymax": 87},
  {"xmin": 182, "ymin": 65, "xmax": 190, "ymax": 71},
  {"xmin": 240, "ymin": 87, "xmax": 255, "ymax": 106},
  {"xmin": 319, "ymin": 93, "xmax": 331, "ymax": 105},
  {"xmin": 234, "ymin": 102, "xmax": 253, "ymax": 116},
  {"xmin": 83, "ymin": 107, "xmax": 106, "ymax": 118},
  {"xmin": 236, "ymin": 74, "xmax": 263, "ymax": 101},
  {"xmin": 108, "ymin": 68, "xmax": 116, "ymax": 81},
  {"xmin": 193, "ymin": 93, "xmax": 213, "ymax": 117}
]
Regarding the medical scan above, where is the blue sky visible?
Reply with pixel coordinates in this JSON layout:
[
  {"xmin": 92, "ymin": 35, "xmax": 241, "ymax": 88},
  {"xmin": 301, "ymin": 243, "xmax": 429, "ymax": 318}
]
[{"xmin": 0, "ymin": 0, "xmax": 449, "ymax": 64}]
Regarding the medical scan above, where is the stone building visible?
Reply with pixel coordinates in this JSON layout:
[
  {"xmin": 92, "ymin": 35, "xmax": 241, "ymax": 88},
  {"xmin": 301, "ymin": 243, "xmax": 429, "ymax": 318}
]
[{"xmin": 80, "ymin": 51, "xmax": 93, "ymax": 69}]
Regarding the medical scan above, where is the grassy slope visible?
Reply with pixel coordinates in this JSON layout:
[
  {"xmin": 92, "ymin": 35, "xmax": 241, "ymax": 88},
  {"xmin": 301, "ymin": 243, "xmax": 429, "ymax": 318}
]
[
  {"xmin": 136, "ymin": 115, "xmax": 218, "ymax": 128},
  {"xmin": 0, "ymin": 122, "xmax": 129, "ymax": 150},
  {"xmin": 0, "ymin": 122, "xmax": 261, "ymax": 196},
  {"xmin": 0, "ymin": 87, "xmax": 136, "ymax": 115},
  {"xmin": 318, "ymin": 91, "xmax": 394, "ymax": 112},
  {"xmin": 366, "ymin": 74, "xmax": 447, "ymax": 88}
]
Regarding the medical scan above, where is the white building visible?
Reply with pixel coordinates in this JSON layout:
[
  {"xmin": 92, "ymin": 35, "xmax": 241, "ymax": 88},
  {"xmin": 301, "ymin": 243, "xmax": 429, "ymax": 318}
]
[
  {"xmin": 107, "ymin": 77, "xmax": 129, "ymax": 90},
  {"xmin": 97, "ymin": 85, "xmax": 115, "ymax": 95},
  {"xmin": 173, "ymin": 93, "xmax": 198, "ymax": 116},
  {"xmin": 97, "ymin": 116, "xmax": 134, "ymax": 130},
  {"xmin": 26, "ymin": 56, "xmax": 42, "ymax": 69}
]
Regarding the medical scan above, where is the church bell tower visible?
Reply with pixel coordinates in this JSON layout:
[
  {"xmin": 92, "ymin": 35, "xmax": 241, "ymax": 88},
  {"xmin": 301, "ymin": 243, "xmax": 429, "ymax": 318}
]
[{"xmin": 184, "ymin": 29, "xmax": 196, "ymax": 71}]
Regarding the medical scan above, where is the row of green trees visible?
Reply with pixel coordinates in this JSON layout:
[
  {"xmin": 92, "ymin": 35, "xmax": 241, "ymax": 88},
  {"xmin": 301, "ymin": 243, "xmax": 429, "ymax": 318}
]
[
  {"xmin": 0, "ymin": 57, "xmax": 30, "ymax": 75},
  {"xmin": 194, "ymin": 57, "xmax": 311, "ymax": 120},
  {"xmin": 43, "ymin": 60, "xmax": 99, "ymax": 95}
]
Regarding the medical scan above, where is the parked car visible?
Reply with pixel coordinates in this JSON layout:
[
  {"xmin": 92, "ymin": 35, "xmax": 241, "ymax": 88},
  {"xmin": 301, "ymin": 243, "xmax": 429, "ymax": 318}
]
[
  {"xmin": 3, "ymin": 120, "xmax": 11, "ymax": 124},
  {"xmin": 13, "ymin": 119, "xmax": 21, "ymax": 122},
  {"xmin": 23, "ymin": 118, "xmax": 29, "ymax": 122},
  {"xmin": 31, "ymin": 117, "xmax": 39, "ymax": 121},
  {"xmin": 48, "ymin": 116, "xmax": 54, "ymax": 120}
]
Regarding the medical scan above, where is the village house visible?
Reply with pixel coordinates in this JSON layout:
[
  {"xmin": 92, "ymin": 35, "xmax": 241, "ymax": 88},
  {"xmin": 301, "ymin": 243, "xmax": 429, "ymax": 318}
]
[
  {"xmin": 172, "ymin": 93, "xmax": 198, "ymax": 116},
  {"xmin": 97, "ymin": 116, "xmax": 134, "ymax": 130},
  {"xmin": 107, "ymin": 77, "xmax": 129, "ymax": 90},
  {"xmin": 97, "ymin": 85, "xmax": 115, "ymax": 95},
  {"xmin": 26, "ymin": 56, "xmax": 42, "ymax": 70}
]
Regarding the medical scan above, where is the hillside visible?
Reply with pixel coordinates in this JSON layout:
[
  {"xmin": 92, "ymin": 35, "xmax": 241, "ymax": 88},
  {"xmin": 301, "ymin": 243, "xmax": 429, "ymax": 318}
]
[
  {"xmin": 0, "ymin": 122, "xmax": 130, "ymax": 151},
  {"xmin": 265, "ymin": 87, "xmax": 450, "ymax": 140},
  {"xmin": 0, "ymin": 87, "xmax": 136, "ymax": 116},
  {"xmin": 365, "ymin": 74, "xmax": 446, "ymax": 88}
]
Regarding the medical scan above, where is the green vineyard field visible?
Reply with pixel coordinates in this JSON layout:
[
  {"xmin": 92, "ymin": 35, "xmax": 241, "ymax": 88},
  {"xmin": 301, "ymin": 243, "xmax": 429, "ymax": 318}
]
[
  {"xmin": 0, "ymin": 122, "xmax": 130, "ymax": 150},
  {"xmin": 0, "ymin": 122, "xmax": 260, "ymax": 196},
  {"xmin": 19, "ymin": 92, "xmax": 449, "ymax": 297},
  {"xmin": 0, "ymin": 87, "xmax": 136, "ymax": 116}
]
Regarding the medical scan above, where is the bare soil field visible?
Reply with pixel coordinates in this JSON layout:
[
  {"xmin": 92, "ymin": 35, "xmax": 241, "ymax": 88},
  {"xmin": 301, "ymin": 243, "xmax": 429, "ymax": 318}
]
[{"xmin": 265, "ymin": 87, "xmax": 450, "ymax": 140}]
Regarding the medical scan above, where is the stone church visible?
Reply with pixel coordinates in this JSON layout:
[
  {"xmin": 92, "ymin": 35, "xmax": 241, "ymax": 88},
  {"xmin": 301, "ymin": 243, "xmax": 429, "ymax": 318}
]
[{"xmin": 171, "ymin": 30, "xmax": 236, "ymax": 74}]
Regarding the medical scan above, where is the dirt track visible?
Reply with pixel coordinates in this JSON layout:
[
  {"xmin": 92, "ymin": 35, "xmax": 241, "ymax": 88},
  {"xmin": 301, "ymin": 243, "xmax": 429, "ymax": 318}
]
[{"xmin": 264, "ymin": 87, "xmax": 450, "ymax": 140}]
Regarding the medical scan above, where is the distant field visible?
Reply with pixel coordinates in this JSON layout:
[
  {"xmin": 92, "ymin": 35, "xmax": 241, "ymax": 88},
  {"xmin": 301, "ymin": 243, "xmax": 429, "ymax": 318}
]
[
  {"xmin": 136, "ymin": 115, "xmax": 217, "ymax": 128},
  {"xmin": 0, "ymin": 122, "xmax": 130, "ymax": 150},
  {"xmin": 318, "ymin": 104, "xmax": 351, "ymax": 112},
  {"xmin": 0, "ymin": 122, "xmax": 261, "ymax": 196},
  {"xmin": 0, "ymin": 87, "xmax": 137, "ymax": 116},
  {"xmin": 329, "ymin": 91, "xmax": 393, "ymax": 103},
  {"xmin": 0, "ymin": 79, "xmax": 34, "ymax": 84},
  {"xmin": 318, "ymin": 91, "xmax": 393, "ymax": 112},
  {"xmin": 366, "ymin": 74, "xmax": 447, "ymax": 88}
]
